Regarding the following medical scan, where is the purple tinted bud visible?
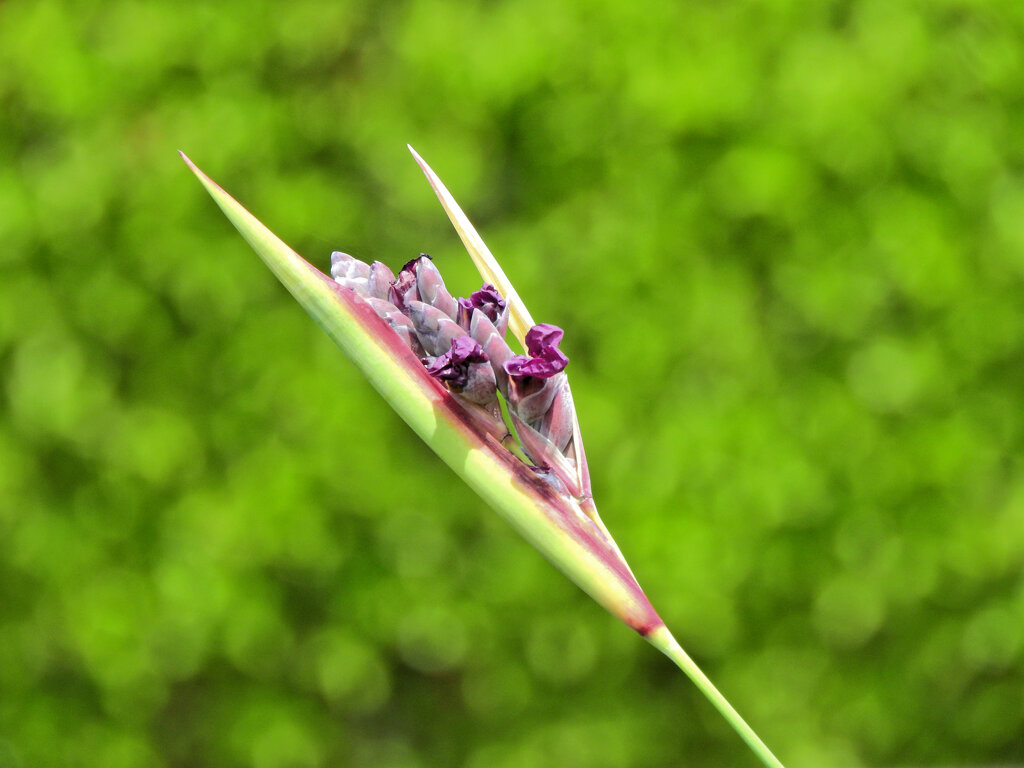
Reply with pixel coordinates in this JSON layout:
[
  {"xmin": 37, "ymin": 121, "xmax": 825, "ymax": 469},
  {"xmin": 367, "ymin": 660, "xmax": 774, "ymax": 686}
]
[
  {"xmin": 538, "ymin": 383, "xmax": 575, "ymax": 453},
  {"xmin": 405, "ymin": 300, "xmax": 465, "ymax": 356},
  {"xmin": 465, "ymin": 309, "xmax": 512, "ymax": 397},
  {"xmin": 331, "ymin": 252, "xmax": 379, "ymax": 296},
  {"xmin": 367, "ymin": 261, "xmax": 396, "ymax": 300},
  {"xmin": 366, "ymin": 297, "xmax": 424, "ymax": 355},
  {"xmin": 503, "ymin": 323, "xmax": 569, "ymax": 380},
  {"xmin": 507, "ymin": 371, "xmax": 563, "ymax": 422},
  {"xmin": 330, "ymin": 251, "xmax": 370, "ymax": 282},
  {"xmin": 414, "ymin": 257, "xmax": 459, "ymax": 319}
]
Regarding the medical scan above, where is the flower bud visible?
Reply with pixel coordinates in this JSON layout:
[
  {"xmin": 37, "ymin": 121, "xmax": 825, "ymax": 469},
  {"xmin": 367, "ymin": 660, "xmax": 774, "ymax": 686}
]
[
  {"xmin": 467, "ymin": 308, "xmax": 515, "ymax": 396},
  {"xmin": 331, "ymin": 251, "xmax": 373, "ymax": 294},
  {"xmin": 405, "ymin": 300, "xmax": 466, "ymax": 357},
  {"xmin": 367, "ymin": 261, "xmax": 396, "ymax": 300},
  {"xmin": 366, "ymin": 297, "xmax": 424, "ymax": 355},
  {"xmin": 414, "ymin": 257, "xmax": 460, "ymax": 320}
]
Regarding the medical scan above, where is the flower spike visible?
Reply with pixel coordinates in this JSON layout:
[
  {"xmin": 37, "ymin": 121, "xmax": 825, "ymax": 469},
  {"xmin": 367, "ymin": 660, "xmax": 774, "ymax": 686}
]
[
  {"xmin": 178, "ymin": 150, "xmax": 658, "ymax": 629},
  {"xmin": 180, "ymin": 150, "xmax": 786, "ymax": 768}
]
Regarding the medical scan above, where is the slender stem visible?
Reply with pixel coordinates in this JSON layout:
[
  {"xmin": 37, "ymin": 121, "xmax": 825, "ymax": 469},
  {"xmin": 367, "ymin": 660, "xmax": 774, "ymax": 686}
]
[{"xmin": 645, "ymin": 625, "xmax": 785, "ymax": 768}]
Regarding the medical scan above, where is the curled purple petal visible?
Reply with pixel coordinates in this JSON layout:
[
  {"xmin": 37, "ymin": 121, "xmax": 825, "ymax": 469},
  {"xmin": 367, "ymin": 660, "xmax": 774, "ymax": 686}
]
[
  {"xmin": 504, "ymin": 352, "xmax": 565, "ymax": 379},
  {"xmin": 525, "ymin": 323, "xmax": 564, "ymax": 356},
  {"xmin": 457, "ymin": 284, "xmax": 509, "ymax": 336},
  {"xmin": 458, "ymin": 283, "xmax": 506, "ymax": 323},
  {"xmin": 425, "ymin": 336, "xmax": 491, "ymax": 391},
  {"xmin": 503, "ymin": 323, "xmax": 569, "ymax": 380}
]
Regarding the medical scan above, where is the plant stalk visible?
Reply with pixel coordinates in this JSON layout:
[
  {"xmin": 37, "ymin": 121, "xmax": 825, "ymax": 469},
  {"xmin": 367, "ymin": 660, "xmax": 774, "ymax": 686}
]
[{"xmin": 645, "ymin": 626, "xmax": 785, "ymax": 768}]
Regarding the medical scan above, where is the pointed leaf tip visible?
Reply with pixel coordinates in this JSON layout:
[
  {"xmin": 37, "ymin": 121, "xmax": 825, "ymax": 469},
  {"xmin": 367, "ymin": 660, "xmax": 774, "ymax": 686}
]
[
  {"xmin": 407, "ymin": 148, "xmax": 535, "ymax": 346},
  {"xmin": 179, "ymin": 152, "xmax": 217, "ymax": 195}
]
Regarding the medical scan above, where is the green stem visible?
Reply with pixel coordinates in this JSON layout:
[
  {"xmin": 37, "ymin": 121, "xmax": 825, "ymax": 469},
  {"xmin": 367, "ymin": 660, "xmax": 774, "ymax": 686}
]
[{"xmin": 645, "ymin": 626, "xmax": 785, "ymax": 768}]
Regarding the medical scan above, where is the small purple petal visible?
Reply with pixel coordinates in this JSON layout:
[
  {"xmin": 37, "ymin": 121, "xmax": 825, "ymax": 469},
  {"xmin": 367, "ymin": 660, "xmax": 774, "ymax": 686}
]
[
  {"xmin": 503, "ymin": 323, "xmax": 569, "ymax": 380},
  {"xmin": 449, "ymin": 336, "xmax": 488, "ymax": 365},
  {"xmin": 425, "ymin": 337, "xmax": 490, "ymax": 390},
  {"xmin": 504, "ymin": 352, "xmax": 566, "ymax": 379},
  {"xmin": 457, "ymin": 283, "xmax": 507, "ymax": 330},
  {"xmin": 470, "ymin": 284, "xmax": 507, "ymax": 321},
  {"xmin": 525, "ymin": 323, "xmax": 564, "ymax": 356}
]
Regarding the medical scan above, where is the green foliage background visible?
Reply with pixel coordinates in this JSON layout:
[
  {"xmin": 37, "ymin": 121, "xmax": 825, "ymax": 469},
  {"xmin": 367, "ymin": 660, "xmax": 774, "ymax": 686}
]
[{"xmin": 3, "ymin": 1, "xmax": 1024, "ymax": 766}]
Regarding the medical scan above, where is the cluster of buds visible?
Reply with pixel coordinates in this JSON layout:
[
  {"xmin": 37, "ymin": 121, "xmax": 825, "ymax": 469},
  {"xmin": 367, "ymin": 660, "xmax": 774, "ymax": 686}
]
[
  {"xmin": 184, "ymin": 150, "xmax": 785, "ymax": 768},
  {"xmin": 330, "ymin": 251, "xmax": 580, "ymax": 495}
]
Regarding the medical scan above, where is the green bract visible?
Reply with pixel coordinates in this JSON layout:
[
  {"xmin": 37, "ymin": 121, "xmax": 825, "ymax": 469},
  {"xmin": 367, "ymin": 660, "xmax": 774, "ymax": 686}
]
[{"xmin": 182, "ymin": 150, "xmax": 785, "ymax": 768}]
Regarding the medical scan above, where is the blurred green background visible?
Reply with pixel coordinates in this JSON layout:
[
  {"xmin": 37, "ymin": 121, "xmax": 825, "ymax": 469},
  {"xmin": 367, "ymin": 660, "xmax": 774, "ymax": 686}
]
[{"xmin": 2, "ymin": 1, "xmax": 1024, "ymax": 766}]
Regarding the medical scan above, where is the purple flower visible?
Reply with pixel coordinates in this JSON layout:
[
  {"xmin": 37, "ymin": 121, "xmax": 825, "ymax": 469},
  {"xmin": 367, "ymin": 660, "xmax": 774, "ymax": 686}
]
[
  {"xmin": 458, "ymin": 283, "xmax": 506, "ymax": 323},
  {"xmin": 503, "ymin": 323, "xmax": 569, "ymax": 380},
  {"xmin": 425, "ymin": 336, "xmax": 490, "ymax": 389}
]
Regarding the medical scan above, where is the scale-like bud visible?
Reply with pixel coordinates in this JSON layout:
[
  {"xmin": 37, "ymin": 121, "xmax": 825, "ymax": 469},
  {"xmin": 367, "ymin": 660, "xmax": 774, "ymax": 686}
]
[
  {"xmin": 405, "ymin": 300, "xmax": 466, "ymax": 357},
  {"xmin": 414, "ymin": 257, "xmax": 460, "ymax": 320},
  {"xmin": 537, "ymin": 382, "xmax": 575, "ymax": 453},
  {"xmin": 467, "ymin": 308, "xmax": 514, "ymax": 396},
  {"xmin": 330, "ymin": 252, "xmax": 372, "ymax": 293},
  {"xmin": 367, "ymin": 261, "xmax": 396, "ymax": 300},
  {"xmin": 366, "ymin": 297, "xmax": 424, "ymax": 355}
]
